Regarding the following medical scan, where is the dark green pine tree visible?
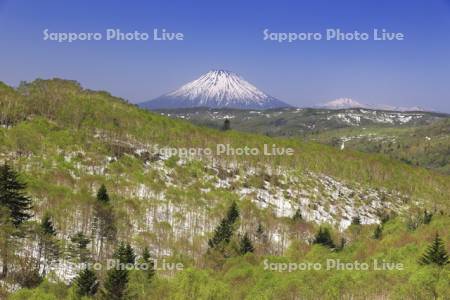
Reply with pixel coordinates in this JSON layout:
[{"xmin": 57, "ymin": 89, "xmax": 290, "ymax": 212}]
[
  {"xmin": 141, "ymin": 247, "xmax": 155, "ymax": 280},
  {"xmin": 419, "ymin": 233, "xmax": 449, "ymax": 266},
  {"xmin": 351, "ymin": 216, "xmax": 361, "ymax": 225},
  {"xmin": 222, "ymin": 119, "xmax": 231, "ymax": 131},
  {"xmin": 70, "ymin": 231, "xmax": 91, "ymax": 263},
  {"xmin": 124, "ymin": 243, "xmax": 136, "ymax": 264},
  {"xmin": 239, "ymin": 233, "xmax": 254, "ymax": 255},
  {"xmin": 226, "ymin": 201, "xmax": 239, "ymax": 224},
  {"xmin": 313, "ymin": 227, "xmax": 335, "ymax": 249},
  {"xmin": 97, "ymin": 184, "xmax": 110, "ymax": 204},
  {"xmin": 38, "ymin": 213, "xmax": 59, "ymax": 275},
  {"xmin": 74, "ymin": 268, "xmax": 98, "ymax": 297},
  {"xmin": 0, "ymin": 164, "xmax": 32, "ymax": 226},
  {"xmin": 208, "ymin": 218, "xmax": 233, "ymax": 248},
  {"xmin": 292, "ymin": 209, "xmax": 302, "ymax": 222},
  {"xmin": 208, "ymin": 201, "xmax": 240, "ymax": 249},
  {"xmin": 102, "ymin": 242, "xmax": 133, "ymax": 300},
  {"xmin": 373, "ymin": 225, "xmax": 382, "ymax": 240},
  {"xmin": 41, "ymin": 213, "xmax": 56, "ymax": 236},
  {"xmin": 423, "ymin": 210, "xmax": 433, "ymax": 224}
]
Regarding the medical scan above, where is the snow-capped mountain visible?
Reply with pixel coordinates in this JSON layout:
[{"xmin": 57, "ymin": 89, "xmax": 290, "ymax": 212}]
[
  {"xmin": 318, "ymin": 98, "xmax": 428, "ymax": 112},
  {"xmin": 140, "ymin": 70, "xmax": 291, "ymax": 109},
  {"xmin": 318, "ymin": 98, "xmax": 365, "ymax": 109}
]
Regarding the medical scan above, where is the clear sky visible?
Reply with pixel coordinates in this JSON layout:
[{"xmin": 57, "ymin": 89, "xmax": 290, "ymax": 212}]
[{"xmin": 1, "ymin": 0, "xmax": 449, "ymax": 112}]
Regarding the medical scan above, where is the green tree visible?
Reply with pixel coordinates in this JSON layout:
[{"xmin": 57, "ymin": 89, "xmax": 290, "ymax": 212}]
[
  {"xmin": 69, "ymin": 232, "xmax": 91, "ymax": 263},
  {"xmin": 222, "ymin": 119, "xmax": 231, "ymax": 131},
  {"xmin": 423, "ymin": 210, "xmax": 433, "ymax": 224},
  {"xmin": 37, "ymin": 213, "xmax": 59, "ymax": 275},
  {"xmin": 0, "ymin": 164, "xmax": 32, "ymax": 278},
  {"xmin": 0, "ymin": 164, "xmax": 32, "ymax": 226},
  {"xmin": 351, "ymin": 216, "xmax": 361, "ymax": 225},
  {"xmin": 74, "ymin": 268, "xmax": 98, "ymax": 298},
  {"xmin": 313, "ymin": 227, "xmax": 335, "ymax": 249},
  {"xmin": 92, "ymin": 184, "xmax": 116, "ymax": 261},
  {"xmin": 239, "ymin": 233, "xmax": 254, "ymax": 255},
  {"xmin": 208, "ymin": 201, "xmax": 240, "ymax": 250},
  {"xmin": 97, "ymin": 184, "xmax": 110, "ymax": 204},
  {"xmin": 101, "ymin": 242, "xmax": 133, "ymax": 300},
  {"xmin": 292, "ymin": 209, "xmax": 302, "ymax": 222},
  {"xmin": 419, "ymin": 233, "xmax": 449, "ymax": 266},
  {"xmin": 373, "ymin": 225, "xmax": 382, "ymax": 240},
  {"xmin": 226, "ymin": 201, "xmax": 239, "ymax": 224},
  {"xmin": 141, "ymin": 247, "xmax": 155, "ymax": 281}
]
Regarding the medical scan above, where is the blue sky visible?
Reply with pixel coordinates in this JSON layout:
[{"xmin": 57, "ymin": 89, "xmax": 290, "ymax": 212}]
[{"xmin": 1, "ymin": 0, "xmax": 450, "ymax": 112}]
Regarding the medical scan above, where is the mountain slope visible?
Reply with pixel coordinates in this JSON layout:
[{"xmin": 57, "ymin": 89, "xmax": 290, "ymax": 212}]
[
  {"xmin": 140, "ymin": 70, "xmax": 291, "ymax": 109},
  {"xmin": 1, "ymin": 79, "xmax": 450, "ymax": 298},
  {"xmin": 154, "ymin": 107, "xmax": 450, "ymax": 173}
]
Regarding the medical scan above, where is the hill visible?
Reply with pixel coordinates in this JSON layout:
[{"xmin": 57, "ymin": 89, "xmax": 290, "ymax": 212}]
[
  {"xmin": 154, "ymin": 107, "xmax": 450, "ymax": 174},
  {"xmin": 0, "ymin": 79, "xmax": 449, "ymax": 299}
]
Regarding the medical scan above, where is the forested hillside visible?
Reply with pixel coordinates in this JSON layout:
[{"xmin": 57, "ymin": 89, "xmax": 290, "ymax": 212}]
[{"xmin": 0, "ymin": 79, "xmax": 449, "ymax": 299}]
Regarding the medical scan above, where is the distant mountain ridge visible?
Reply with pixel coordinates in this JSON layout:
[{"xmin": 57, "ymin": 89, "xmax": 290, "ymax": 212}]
[
  {"xmin": 140, "ymin": 70, "xmax": 291, "ymax": 109},
  {"xmin": 318, "ymin": 98, "xmax": 428, "ymax": 112}
]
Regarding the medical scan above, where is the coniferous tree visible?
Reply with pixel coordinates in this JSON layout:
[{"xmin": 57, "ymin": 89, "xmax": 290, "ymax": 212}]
[
  {"xmin": 351, "ymin": 216, "xmax": 361, "ymax": 225},
  {"xmin": 423, "ymin": 210, "xmax": 433, "ymax": 224},
  {"xmin": 208, "ymin": 219, "xmax": 233, "ymax": 248},
  {"xmin": 239, "ymin": 233, "xmax": 254, "ymax": 255},
  {"xmin": 313, "ymin": 227, "xmax": 335, "ymax": 249},
  {"xmin": 97, "ymin": 184, "xmax": 110, "ymax": 204},
  {"xmin": 41, "ymin": 213, "xmax": 56, "ymax": 236},
  {"xmin": 208, "ymin": 201, "xmax": 240, "ymax": 249},
  {"xmin": 92, "ymin": 184, "xmax": 116, "ymax": 261},
  {"xmin": 292, "ymin": 209, "xmax": 302, "ymax": 222},
  {"xmin": 373, "ymin": 225, "xmax": 382, "ymax": 240},
  {"xmin": 102, "ymin": 242, "xmax": 132, "ymax": 300},
  {"xmin": 226, "ymin": 201, "xmax": 239, "ymax": 224},
  {"xmin": 222, "ymin": 119, "xmax": 231, "ymax": 131},
  {"xmin": 74, "ymin": 268, "xmax": 98, "ymax": 298},
  {"xmin": 0, "ymin": 164, "xmax": 32, "ymax": 226},
  {"xmin": 37, "ymin": 213, "xmax": 59, "ymax": 275},
  {"xmin": 69, "ymin": 232, "xmax": 91, "ymax": 263},
  {"xmin": 419, "ymin": 233, "xmax": 449, "ymax": 266},
  {"xmin": 141, "ymin": 247, "xmax": 155, "ymax": 281},
  {"xmin": 0, "ymin": 164, "xmax": 32, "ymax": 278}
]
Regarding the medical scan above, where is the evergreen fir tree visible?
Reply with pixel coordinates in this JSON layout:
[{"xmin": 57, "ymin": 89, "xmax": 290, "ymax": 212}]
[
  {"xmin": 37, "ymin": 213, "xmax": 59, "ymax": 275},
  {"xmin": 0, "ymin": 164, "xmax": 32, "ymax": 226},
  {"xmin": 419, "ymin": 233, "xmax": 449, "ymax": 266},
  {"xmin": 351, "ymin": 216, "xmax": 361, "ymax": 225},
  {"xmin": 208, "ymin": 201, "xmax": 240, "ymax": 249},
  {"xmin": 92, "ymin": 184, "xmax": 116, "ymax": 260},
  {"xmin": 102, "ymin": 243, "xmax": 130, "ymax": 300},
  {"xmin": 313, "ymin": 227, "xmax": 335, "ymax": 249},
  {"xmin": 97, "ymin": 184, "xmax": 110, "ymax": 204},
  {"xmin": 292, "ymin": 209, "xmax": 302, "ymax": 222},
  {"xmin": 226, "ymin": 201, "xmax": 239, "ymax": 224},
  {"xmin": 124, "ymin": 243, "xmax": 136, "ymax": 264},
  {"xmin": 208, "ymin": 219, "xmax": 233, "ymax": 248},
  {"xmin": 141, "ymin": 247, "xmax": 155, "ymax": 280},
  {"xmin": 373, "ymin": 225, "xmax": 382, "ymax": 240},
  {"xmin": 74, "ymin": 268, "xmax": 98, "ymax": 297},
  {"xmin": 222, "ymin": 119, "xmax": 231, "ymax": 131},
  {"xmin": 239, "ymin": 233, "xmax": 254, "ymax": 255},
  {"xmin": 40, "ymin": 213, "xmax": 56, "ymax": 236},
  {"xmin": 423, "ymin": 210, "xmax": 433, "ymax": 224},
  {"xmin": 70, "ymin": 232, "xmax": 91, "ymax": 263}
]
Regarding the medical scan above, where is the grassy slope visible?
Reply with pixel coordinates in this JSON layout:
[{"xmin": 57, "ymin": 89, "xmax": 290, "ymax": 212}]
[
  {"xmin": 1, "ymin": 79, "xmax": 449, "ymax": 209},
  {"xmin": 1, "ymin": 79, "xmax": 450, "ymax": 299}
]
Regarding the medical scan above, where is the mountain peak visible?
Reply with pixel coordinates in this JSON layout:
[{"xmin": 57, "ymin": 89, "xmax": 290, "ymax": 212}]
[
  {"xmin": 140, "ymin": 70, "xmax": 291, "ymax": 110},
  {"xmin": 318, "ymin": 98, "xmax": 365, "ymax": 109}
]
